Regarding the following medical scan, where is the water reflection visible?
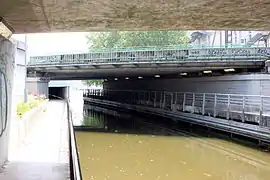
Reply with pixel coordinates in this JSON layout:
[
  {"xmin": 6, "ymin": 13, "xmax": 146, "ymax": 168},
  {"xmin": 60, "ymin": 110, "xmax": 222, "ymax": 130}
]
[
  {"xmin": 82, "ymin": 109, "xmax": 105, "ymax": 128},
  {"xmin": 78, "ymin": 105, "xmax": 146, "ymax": 134},
  {"xmin": 75, "ymin": 104, "xmax": 270, "ymax": 180}
]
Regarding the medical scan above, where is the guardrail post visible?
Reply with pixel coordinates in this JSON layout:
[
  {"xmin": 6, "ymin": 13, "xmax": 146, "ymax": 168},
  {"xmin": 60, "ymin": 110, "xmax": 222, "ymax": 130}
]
[
  {"xmin": 174, "ymin": 92, "xmax": 178, "ymax": 111},
  {"xmin": 144, "ymin": 91, "xmax": 147, "ymax": 105},
  {"xmin": 160, "ymin": 92, "xmax": 162, "ymax": 108},
  {"xmin": 141, "ymin": 91, "xmax": 144, "ymax": 105},
  {"xmin": 147, "ymin": 91, "xmax": 150, "ymax": 106},
  {"xmin": 192, "ymin": 93, "xmax": 195, "ymax": 113},
  {"xmin": 170, "ymin": 93, "xmax": 173, "ymax": 111},
  {"xmin": 163, "ymin": 92, "xmax": 166, "ymax": 108},
  {"xmin": 242, "ymin": 96, "xmax": 245, "ymax": 122},
  {"xmin": 226, "ymin": 95, "xmax": 230, "ymax": 120},
  {"xmin": 154, "ymin": 91, "xmax": 156, "ymax": 108},
  {"xmin": 259, "ymin": 96, "xmax": 263, "ymax": 127},
  {"xmin": 134, "ymin": 91, "xmax": 137, "ymax": 104},
  {"xmin": 183, "ymin": 93, "xmax": 186, "ymax": 112},
  {"xmin": 202, "ymin": 93, "xmax": 205, "ymax": 115},
  {"xmin": 214, "ymin": 94, "xmax": 217, "ymax": 117}
]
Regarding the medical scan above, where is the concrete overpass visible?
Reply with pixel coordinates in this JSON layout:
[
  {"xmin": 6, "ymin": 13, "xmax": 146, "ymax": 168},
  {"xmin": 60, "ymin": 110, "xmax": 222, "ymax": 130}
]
[
  {"xmin": 2, "ymin": 0, "xmax": 270, "ymax": 33},
  {"xmin": 27, "ymin": 46, "xmax": 270, "ymax": 80}
]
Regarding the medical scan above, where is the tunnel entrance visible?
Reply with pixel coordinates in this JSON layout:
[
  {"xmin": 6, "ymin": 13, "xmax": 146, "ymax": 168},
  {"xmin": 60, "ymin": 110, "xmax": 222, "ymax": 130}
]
[{"xmin": 48, "ymin": 87, "xmax": 68, "ymax": 100}]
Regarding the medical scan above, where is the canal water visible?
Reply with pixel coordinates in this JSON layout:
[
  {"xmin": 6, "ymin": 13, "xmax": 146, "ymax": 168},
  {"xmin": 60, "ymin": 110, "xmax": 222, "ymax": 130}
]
[{"xmin": 74, "ymin": 103, "xmax": 270, "ymax": 180}]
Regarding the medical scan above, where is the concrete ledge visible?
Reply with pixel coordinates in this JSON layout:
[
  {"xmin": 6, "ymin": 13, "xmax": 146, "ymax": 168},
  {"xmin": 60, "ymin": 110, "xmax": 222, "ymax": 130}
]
[{"xmin": 9, "ymin": 100, "xmax": 49, "ymax": 154}]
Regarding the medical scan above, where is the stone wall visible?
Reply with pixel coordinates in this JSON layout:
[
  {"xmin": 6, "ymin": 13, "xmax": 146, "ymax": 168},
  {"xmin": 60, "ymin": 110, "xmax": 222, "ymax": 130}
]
[{"xmin": 0, "ymin": 37, "xmax": 15, "ymax": 167}]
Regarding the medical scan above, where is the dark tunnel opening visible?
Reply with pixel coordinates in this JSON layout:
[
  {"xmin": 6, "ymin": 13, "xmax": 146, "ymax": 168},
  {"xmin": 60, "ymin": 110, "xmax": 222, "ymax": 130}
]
[{"xmin": 48, "ymin": 87, "xmax": 67, "ymax": 100}]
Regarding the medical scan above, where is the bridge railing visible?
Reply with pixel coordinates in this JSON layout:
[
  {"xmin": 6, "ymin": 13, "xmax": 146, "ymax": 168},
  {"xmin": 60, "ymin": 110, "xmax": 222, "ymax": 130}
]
[
  {"xmin": 28, "ymin": 47, "xmax": 270, "ymax": 66},
  {"xmin": 83, "ymin": 89, "xmax": 270, "ymax": 128}
]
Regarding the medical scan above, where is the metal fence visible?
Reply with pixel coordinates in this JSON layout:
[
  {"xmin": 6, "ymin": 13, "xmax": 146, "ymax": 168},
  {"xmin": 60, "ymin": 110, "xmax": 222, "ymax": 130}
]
[
  {"xmin": 66, "ymin": 99, "xmax": 82, "ymax": 180},
  {"xmin": 28, "ymin": 47, "xmax": 270, "ymax": 66},
  {"xmin": 83, "ymin": 89, "xmax": 270, "ymax": 128}
]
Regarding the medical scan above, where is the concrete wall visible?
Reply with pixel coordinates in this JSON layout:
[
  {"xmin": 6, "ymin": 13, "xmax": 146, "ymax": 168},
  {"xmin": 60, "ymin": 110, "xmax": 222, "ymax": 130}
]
[
  {"xmin": 0, "ymin": 38, "xmax": 15, "ymax": 167},
  {"xmin": 11, "ymin": 41, "xmax": 26, "ymax": 122},
  {"xmin": 49, "ymin": 80, "xmax": 84, "ymax": 98},
  {"xmin": 104, "ymin": 74, "xmax": 270, "ymax": 96},
  {"xmin": 26, "ymin": 80, "xmax": 84, "ymax": 99},
  {"xmin": 26, "ymin": 78, "xmax": 49, "ymax": 98}
]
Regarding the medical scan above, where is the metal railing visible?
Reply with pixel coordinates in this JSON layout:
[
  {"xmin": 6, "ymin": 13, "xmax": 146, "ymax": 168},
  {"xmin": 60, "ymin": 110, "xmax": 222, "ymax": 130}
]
[
  {"xmin": 88, "ymin": 44, "xmax": 266, "ymax": 52},
  {"xmin": 28, "ymin": 47, "xmax": 270, "ymax": 66},
  {"xmin": 83, "ymin": 89, "xmax": 270, "ymax": 128},
  {"xmin": 66, "ymin": 99, "xmax": 82, "ymax": 180}
]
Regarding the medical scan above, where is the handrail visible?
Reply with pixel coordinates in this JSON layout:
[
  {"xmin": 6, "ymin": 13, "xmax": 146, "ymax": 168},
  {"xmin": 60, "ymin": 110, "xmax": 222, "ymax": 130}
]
[
  {"xmin": 83, "ymin": 89, "xmax": 270, "ymax": 128},
  {"xmin": 84, "ymin": 89, "xmax": 270, "ymax": 98},
  {"xmin": 66, "ymin": 99, "xmax": 83, "ymax": 180},
  {"xmin": 49, "ymin": 94, "xmax": 82, "ymax": 180},
  {"xmin": 28, "ymin": 46, "xmax": 270, "ymax": 66}
]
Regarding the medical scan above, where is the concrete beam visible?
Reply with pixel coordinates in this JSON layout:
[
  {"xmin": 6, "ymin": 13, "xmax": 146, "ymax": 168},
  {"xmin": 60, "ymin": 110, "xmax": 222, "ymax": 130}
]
[{"xmin": 2, "ymin": 0, "xmax": 270, "ymax": 33}]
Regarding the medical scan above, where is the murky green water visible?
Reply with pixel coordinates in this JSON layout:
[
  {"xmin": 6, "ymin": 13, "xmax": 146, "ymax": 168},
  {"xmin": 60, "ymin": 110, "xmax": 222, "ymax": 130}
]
[{"xmin": 75, "ymin": 106, "xmax": 270, "ymax": 180}]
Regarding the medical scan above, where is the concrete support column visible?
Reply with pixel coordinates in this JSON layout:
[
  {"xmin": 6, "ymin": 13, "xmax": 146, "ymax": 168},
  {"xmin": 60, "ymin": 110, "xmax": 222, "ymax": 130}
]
[
  {"xmin": 265, "ymin": 60, "xmax": 270, "ymax": 73},
  {"xmin": 26, "ymin": 77, "xmax": 49, "ymax": 98},
  {"xmin": 0, "ymin": 37, "xmax": 15, "ymax": 167}
]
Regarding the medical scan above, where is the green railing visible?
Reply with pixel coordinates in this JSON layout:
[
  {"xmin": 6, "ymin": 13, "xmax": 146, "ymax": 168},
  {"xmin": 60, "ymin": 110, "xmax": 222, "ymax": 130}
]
[{"xmin": 28, "ymin": 46, "xmax": 270, "ymax": 66}]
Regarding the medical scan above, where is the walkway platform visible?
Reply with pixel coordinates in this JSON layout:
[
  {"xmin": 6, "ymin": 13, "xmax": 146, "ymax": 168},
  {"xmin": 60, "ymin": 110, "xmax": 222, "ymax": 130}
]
[
  {"xmin": 0, "ymin": 101, "xmax": 69, "ymax": 180},
  {"xmin": 84, "ymin": 97, "xmax": 270, "ymax": 144}
]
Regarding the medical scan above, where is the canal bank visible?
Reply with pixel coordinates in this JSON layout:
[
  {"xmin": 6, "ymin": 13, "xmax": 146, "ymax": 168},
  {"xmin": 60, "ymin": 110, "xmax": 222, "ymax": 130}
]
[{"xmin": 74, "ymin": 104, "xmax": 270, "ymax": 180}]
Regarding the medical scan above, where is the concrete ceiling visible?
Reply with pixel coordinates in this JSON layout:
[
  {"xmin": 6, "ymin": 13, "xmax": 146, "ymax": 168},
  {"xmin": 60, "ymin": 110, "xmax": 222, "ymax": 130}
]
[{"xmin": 1, "ymin": 0, "xmax": 270, "ymax": 33}]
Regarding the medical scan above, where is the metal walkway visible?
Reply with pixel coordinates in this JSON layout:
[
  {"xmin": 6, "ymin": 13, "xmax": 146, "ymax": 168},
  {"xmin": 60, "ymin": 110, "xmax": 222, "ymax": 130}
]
[{"xmin": 84, "ymin": 94, "xmax": 270, "ymax": 144}]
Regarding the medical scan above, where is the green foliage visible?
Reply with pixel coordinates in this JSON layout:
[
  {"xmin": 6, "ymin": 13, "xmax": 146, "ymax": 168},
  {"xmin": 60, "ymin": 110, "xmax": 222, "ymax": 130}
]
[
  {"xmin": 87, "ymin": 30, "xmax": 189, "ymax": 49},
  {"xmin": 17, "ymin": 98, "xmax": 44, "ymax": 118},
  {"xmin": 84, "ymin": 80, "xmax": 104, "ymax": 86}
]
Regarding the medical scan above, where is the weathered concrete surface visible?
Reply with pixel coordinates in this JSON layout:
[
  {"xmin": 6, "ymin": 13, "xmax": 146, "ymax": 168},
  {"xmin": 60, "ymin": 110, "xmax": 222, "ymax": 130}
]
[
  {"xmin": 1, "ymin": 0, "xmax": 270, "ymax": 33},
  {"xmin": 26, "ymin": 77, "xmax": 49, "ymax": 98},
  {"xmin": 9, "ymin": 100, "xmax": 48, "ymax": 155},
  {"xmin": 0, "ymin": 38, "xmax": 15, "ymax": 168}
]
